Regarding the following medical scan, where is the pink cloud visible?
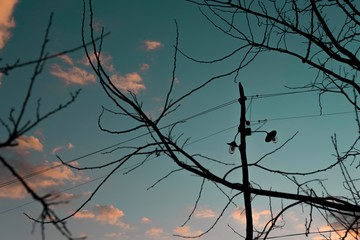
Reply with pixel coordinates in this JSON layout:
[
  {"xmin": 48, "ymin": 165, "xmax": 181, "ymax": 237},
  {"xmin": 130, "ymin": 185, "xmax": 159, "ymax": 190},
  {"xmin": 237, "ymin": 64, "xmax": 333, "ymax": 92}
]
[
  {"xmin": 74, "ymin": 204, "xmax": 129, "ymax": 229},
  {"xmin": 74, "ymin": 210, "xmax": 95, "ymax": 219},
  {"xmin": 51, "ymin": 146, "xmax": 63, "ymax": 155},
  {"xmin": 146, "ymin": 228, "xmax": 164, "ymax": 237},
  {"xmin": 0, "ymin": 139, "xmax": 89, "ymax": 199},
  {"xmin": 93, "ymin": 204, "xmax": 125, "ymax": 225},
  {"xmin": 311, "ymin": 219, "xmax": 360, "ymax": 240},
  {"xmin": 51, "ymin": 142, "xmax": 75, "ymax": 155},
  {"xmin": 194, "ymin": 208, "xmax": 217, "ymax": 219},
  {"xmin": 82, "ymin": 52, "xmax": 146, "ymax": 94},
  {"xmin": 141, "ymin": 217, "xmax": 151, "ymax": 224},
  {"xmin": 173, "ymin": 226, "xmax": 203, "ymax": 237},
  {"xmin": 58, "ymin": 54, "xmax": 74, "ymax": 65},
  {"xmin": 82, "ymin": 53, "xmax": 115, "ymax": 72},
  {"xmin": 111, "ymin": 72, "xmax": 145, "ymax": 94},
  {"xmin": 41, "ymin": 162, "xmax": 88, "ymax": 182},
  {"xmin": 0, "ymin": 161, "xmax": 89, "ymax": 199},
  {"xmin": 0, "ymin": 0, "xmax": 18, "ymax": 49},
  {"xmin": 50, "ymin": 63, "xmax": 96, "ymax": 85},
  {"xmin": 144, "ymin": 40, "xmax": 162, "ymax": 51},
  {"xmin": 51, "ymin": 54, "xmax": 96, "ymax": 86},
  {"xmin": 231, "ymin": 208, "xmax": 271, "ymax": 227},
  {"xmin": 16, "ymin": 135, "xmax": 44, "ymax": 152}
]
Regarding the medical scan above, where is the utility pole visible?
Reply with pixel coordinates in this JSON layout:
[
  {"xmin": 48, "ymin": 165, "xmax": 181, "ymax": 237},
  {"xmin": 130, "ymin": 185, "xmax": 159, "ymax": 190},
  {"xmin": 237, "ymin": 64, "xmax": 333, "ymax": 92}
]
[{"xmin": 238, "ymin": 82, "xmax": 253, "ymax": 240}]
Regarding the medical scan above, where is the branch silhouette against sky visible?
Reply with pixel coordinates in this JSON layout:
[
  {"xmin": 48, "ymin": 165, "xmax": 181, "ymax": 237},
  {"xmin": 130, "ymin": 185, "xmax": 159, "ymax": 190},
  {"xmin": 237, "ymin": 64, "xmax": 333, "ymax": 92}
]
[{"xmin": 1, "ymin": 1, "xmax": 360, "ymax": 240}]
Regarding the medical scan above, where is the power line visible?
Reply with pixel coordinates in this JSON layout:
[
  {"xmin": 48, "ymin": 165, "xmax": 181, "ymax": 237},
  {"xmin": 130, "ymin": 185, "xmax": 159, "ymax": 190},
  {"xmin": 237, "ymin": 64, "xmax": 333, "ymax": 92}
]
[
  {"xmin": 264, "ymin": 228, "xmax": 356, "ymax": 239},
  {"xmin": 251, "ymin": 110, "xmax": 357, "ymax": 123},
  {"xmin": 0, "ymin": 108, "xmax": 357, "ymax": 215},
  {"xmin": 0, "ymin": 98, "xmax": 238, "ymax": 189},
  {"xmin": 0, "ymin": 121, "xmax": 238, "ymax": 215},
  {"xmin": 1, "ymin": 106, "xmax": 359, "ymax": 239},
  {"xmin": 247, "ymin": 86, "xmax": 347, "ymax": 99},
  {"xmin": 0, "ymin": 87, "xmax": 346, "ymax": 189}
]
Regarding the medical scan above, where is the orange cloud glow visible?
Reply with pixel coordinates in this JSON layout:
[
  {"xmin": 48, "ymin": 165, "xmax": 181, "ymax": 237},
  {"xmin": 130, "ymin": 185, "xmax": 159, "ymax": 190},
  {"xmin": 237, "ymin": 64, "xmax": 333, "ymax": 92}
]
[
  {"xmin": 173, "ymin": 225, "xmax": 203, "ymax": 237},
  {"xmin": 51, "ymin": 146, "xmax": 63, "ymax": 155},
  {"xmin": 74, "ymin": 204, "xmax": 129, "ymax": 229},
  {"xmin": 0, "ymin": 137, "xmax": 89, "ymax": 199},
  {"xmin": 0, "ymin": 161, "xmax": 89, "ymax": 199},
  {"xmin": 82, "ymin": 52, "xmax": 146, "ymax": 93},
  {"xmin": 146, "ymin": 228, "xmax": 164, "ymax": 237},
  {"xmin": 311, "ymin": 225, "xmax": 359, "ymax": 240},
  {"xmin": 144, "ymin": 40, "xmax": 162, "ymax": 51},
  {"xmin": 231, "ymin": 208, "xmax": 271, "ymax": 228},
  {"xmin": 141, "ymin": 217, "xmax": 151, "ymax": 224},
  {"xmin": 93, "ymin": 204, "xmax": 125, "ymax": 225},
  {"xmin": 111, "ymin": 72, "xmax": 145, "ymax": 94},
  {"xmin": 194, "ymin": 208, "xmax": 217, "ymax": 219},
  {"xmin": 51, "ymin": 54, "xmax": 96, "ymax": 85},
  {"xmin": 51, "ymin": 142, "xmax": 75, "ymax": 155},
  {"xmin": 82, "ymin": 52, "xmax": 115, "ymax": 72},
  {"xmin": 51, "ymin": 63, "xmax": 96, "ymax": 85},
  {"xmin": 16, "ymin": 135, "xmax": 44, "ymax": 152},
  {"xmin": 58, "ymin": 54, "xmax": 74, "ymax": 65},
  {"xmin": 74, "ymin": 210, "xmax": 95, "ymax": 219},
  {"xmin": 0, "ymin": 0, "xmax": 18, "ymax": 49}
]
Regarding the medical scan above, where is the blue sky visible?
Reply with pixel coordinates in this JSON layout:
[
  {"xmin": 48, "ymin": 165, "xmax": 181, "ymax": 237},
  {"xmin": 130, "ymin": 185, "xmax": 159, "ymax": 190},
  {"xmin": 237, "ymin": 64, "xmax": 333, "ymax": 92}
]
[{"xmin": 0, "ymin": 1, "xmax": 358, "ymax": 240}]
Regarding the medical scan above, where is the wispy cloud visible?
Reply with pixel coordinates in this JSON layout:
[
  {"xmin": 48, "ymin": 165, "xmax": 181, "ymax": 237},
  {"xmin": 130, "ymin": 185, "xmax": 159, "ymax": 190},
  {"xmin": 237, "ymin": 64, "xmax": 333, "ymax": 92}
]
[
  {"xmin": 74, "ymin": 204, "xmax": 130, "ymax": 229},
  {"xmin": 50, "ymin": 64, "xmax": 96, "ymax": 85},
  {"xmin": 146, "ymin": 227, "xmax": 164, "ymax": 237},
  {"xmin": 194, "ymin": 208, "xmax": 217, "ymax": 219},
  {"xmin": 82, "ymin": 53, "xmax": 115, "ymax": 72},
  {"xmin": 173, "ymin": 225, "xmax": 203, "ymax": 237},
  {"xmin": 74, "ymin": 209, "xmax": 95, "ymax": 219},
  {"xmin": 144, "ymin": 40, "xmax": 162, "ymax": 51},
  {"xmin": 58, "ymin": 54, "xmax": 74, "ymax": 65},
  {"xmin": 111, "ymin": 72, "xmax": 145, "ymax": 93},
  {"xmin": 82, "ymin": 52, "xmax": 146, "ymax": 94},
  {"xmin": 93, "ymin": 204, "xmax": 125, "ymax": 225},
  {"xmin": 0, "ymin": 0, "xmax": 18, "ymax": 49},
  {"xmin": 16, "ymin": 135, "xmax": 44, "ymax": 152},
  {"xmin": 311, "ymin": 225, "xmax": 355, "ymax": 240},
  {"xmin": 51, "ymin": 146, "xmax": 63, "ymax": 155},
  {"xmin": 50, "ymin": 54, "xmax": 96, "ymax": 86},
  {"xmin": 311, "ymin": 215, "xmax": 360, "ymax": 240},
  {"xmin": 231, "ymin": 208, "xmax": 271, "ymax": 227},
  {"xmin": 0, "ymin": 135, "xmax": 89, "ymax": 199},
  {"xmin": 141, "ymin": 217, "xmax": 151, "ymax": 224},
  {"xmin": 51, "ymin": 142, "xmax": 75, "ymax": 155}
]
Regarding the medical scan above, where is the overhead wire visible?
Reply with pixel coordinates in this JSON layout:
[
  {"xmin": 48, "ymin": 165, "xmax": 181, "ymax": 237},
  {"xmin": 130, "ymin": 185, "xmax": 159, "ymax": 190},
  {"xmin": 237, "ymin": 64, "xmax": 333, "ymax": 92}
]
[
  {"xmin": 0, "ymin": 109, "xmax": 358, "ymax": 215},
  {"xmin": 251, "ymin": 110, "xmax": 357, "ymax": 123},
  {"xmin": 0, "ymin": 98, "xmax": 238, "ymax": 189},
  {"xmin": 0, "ymin": 122, "xmax": 239, "ymax": 215},
  {"xmin": 0, "ymin": 87, "xmax": 352, "ymax": 189},
  {"xmin": 1, "ymin": 87, "xmax": 359, "ymax": 239},
  {"xmin": 260, "ymin": 227, "xmax": 356, "ymax": 239}
]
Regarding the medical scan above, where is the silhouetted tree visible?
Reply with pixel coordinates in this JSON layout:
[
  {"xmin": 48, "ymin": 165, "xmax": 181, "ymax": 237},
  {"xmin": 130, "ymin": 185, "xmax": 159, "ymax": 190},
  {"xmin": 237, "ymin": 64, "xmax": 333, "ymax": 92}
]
[
  {"xmin": 55, "ymin": 0, "xmax": 360, "ymax": 239},
  {"xmin": 0, "ymin": 13, "xmax": 84, "ymax": 240},
  {"xmin": 185, "ymin": 1, "xmax": 360, "ymax": 238}
]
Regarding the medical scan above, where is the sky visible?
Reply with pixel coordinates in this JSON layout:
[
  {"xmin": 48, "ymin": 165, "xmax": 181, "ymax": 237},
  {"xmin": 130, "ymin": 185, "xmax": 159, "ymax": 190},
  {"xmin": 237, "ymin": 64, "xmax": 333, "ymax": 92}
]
[{"xmin": 0, "ymin": 0, "xmax": 358, "ymax": 240}]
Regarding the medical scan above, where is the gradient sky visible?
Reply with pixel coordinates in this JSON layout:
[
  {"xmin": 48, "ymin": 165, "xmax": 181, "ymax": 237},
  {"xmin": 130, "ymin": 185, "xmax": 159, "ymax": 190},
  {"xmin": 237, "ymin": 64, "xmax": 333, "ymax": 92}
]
[{"xmin": 0, "ymin": 1, "xmax": 358, "ymax": 240}]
